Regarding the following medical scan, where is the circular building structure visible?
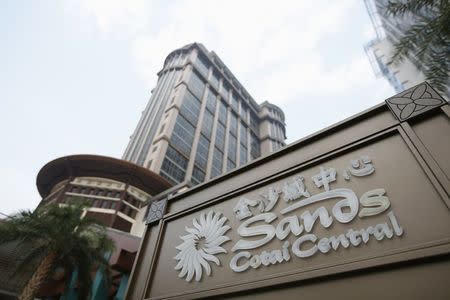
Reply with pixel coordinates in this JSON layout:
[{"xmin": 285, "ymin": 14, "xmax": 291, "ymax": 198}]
[{"xmin": 36, "ymin": 154, "xmax": 172, "ymax": 236}]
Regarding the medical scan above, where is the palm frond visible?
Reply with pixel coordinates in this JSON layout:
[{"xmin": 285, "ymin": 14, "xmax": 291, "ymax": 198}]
[
  {"xmin": 386, "ymin": 0, "xmax": 437, "ymax": 16},
  {"xmin": 0, "ymin": 203, "xmax": 116, "ymax": 297},
  {"xmin": 383, "ymin": 0, "xmax": 450, "ymax": 93}
]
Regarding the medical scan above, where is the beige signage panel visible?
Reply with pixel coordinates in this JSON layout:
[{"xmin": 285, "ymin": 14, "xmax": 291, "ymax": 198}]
[
  {"xmin": 125, "ymin": 86, "xmax": 450, "ymax": 299},
  {"xmin": 146, "ymin": 130, "xmax": 450, "ymax": 299}
]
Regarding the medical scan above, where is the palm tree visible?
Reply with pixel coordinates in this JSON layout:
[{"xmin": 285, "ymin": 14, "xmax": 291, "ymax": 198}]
[
  {"xmin": 383, "ymin": 0, "xmax": 450, "ymax": 93},
  {"xmin": 0, "ymin": 203, "xmax": 115, "ymax": 300}
]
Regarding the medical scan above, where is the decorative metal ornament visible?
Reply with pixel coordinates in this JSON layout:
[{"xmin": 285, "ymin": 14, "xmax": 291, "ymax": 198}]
[
  {"xmin": 146, "ymin": 199, "xmax": 167, "ymax": 224},
  {"xmin": 385, "ymin": 82, "xmax": 445, "ymax": 122},
  {"xmin": 174, "ymin": 211, "xmax": 231, "ymax": 282}
]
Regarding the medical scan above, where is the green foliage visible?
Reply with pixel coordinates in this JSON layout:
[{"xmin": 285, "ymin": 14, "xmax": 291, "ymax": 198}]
[
  {"xmin": 0, "ymin": 203, "xmax": 115, "ymax": 299},
  {"xmin": 385, "ymin": 0, "xmax": 450, "ymax": 93}
]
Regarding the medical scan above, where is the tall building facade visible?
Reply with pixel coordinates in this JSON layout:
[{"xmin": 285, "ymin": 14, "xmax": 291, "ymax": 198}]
[
  {"xmin": 364, "ymin": 0, "xmax": 427, "ymax": 93},
  {"xmin": 123, "ymin": 43, "xmax": 286, "ymax": 186},
  {"xmin": 364, "ymin": 0, "xmax": 425, "ymax": 92}
]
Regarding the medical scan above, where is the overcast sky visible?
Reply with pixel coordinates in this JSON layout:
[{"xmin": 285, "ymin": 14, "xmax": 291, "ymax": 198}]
[{"xmin": 1, "ymin": 0, "xmax": 394, "ymax": 215}]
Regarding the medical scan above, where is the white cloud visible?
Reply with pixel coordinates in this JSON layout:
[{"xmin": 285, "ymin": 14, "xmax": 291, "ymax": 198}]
[
  {"xmin": 113, "ymin": 0, "xmax": 354, "ymax": 91},
  {"xmin": 68, "ymin": 0, "xmax": 150, "ymax": 34},
  {"xmin": 67, "ymin": 0, "xmax": 394, "ymax": 135}
]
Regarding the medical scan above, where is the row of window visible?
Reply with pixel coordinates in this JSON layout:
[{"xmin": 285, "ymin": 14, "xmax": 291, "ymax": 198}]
[
  {"xmin": 197, "ymin": 54, "xmax": 254, "ymax": 117},
  {"xmin": 68, "ymin": 185, "xmax": 143, "ymax": 208},
  {"xmin": 268, "ymin": 107, "xmax": 284, "ymax": 121},
  {"xmin": 62, "ymin": 196, "xmax": 138, "ymax": 219},
  {"xmin": 170, "ymin": 114, "xmax": 196, "ymax": 156},
  {"xmin": 69, "ymin": 185, "xmax": 121, "ymax": 198},
  {"xmin": 161, "ymin": 63, "xmax": 264, "ymax": 184},
  {"xmin": 193, "ymin": 58, "xmax": 258, "ymax": 132},
  {"xmin": 270, "ymin": 122, "xmax": 285, "ymax": 141},
  {"xmin": 160, "ymin": 145, "xmax": 188, "ymax": 184},
  {"xmin": 165, "ymin": 53, "xmax": 186, "ymax": 70},
  {"xmin": 191, "ymin": 68, "xmax": 260, "ymax": 145}
]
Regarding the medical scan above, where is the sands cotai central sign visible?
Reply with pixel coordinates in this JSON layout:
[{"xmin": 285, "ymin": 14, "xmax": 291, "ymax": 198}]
[{"xmin": 174, "ymin": 155, "xmax": 404, "ymax": 282}]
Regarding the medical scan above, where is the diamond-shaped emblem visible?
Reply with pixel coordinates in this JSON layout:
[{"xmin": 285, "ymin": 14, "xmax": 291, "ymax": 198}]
[{"xmin": 385, "ymin": 82, "xmax": 446, "ymax": 122}]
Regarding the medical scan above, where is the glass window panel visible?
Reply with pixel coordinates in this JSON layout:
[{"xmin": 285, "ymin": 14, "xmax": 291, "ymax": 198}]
[
  {"xmin": 195, "ymin": 134, "xmax": 210, "ymax": 169},
  {"xmin": 231, "ymin": 93, "xmax": 239, "ymax": 112},
  {"xmin": 210, "ymin": 70, "xmax": 220, "ymax": 90},
  {"xmin": 240, "ymin": 144, "xmax": 247, "ymax": 166},
  {"xmin": 191, "ymin": 166, "xmax": 205, "ymax": 185},
  {"xmin": 240, "ymin": 102, "xmax": 248, "ymax": 122},
  {"xmin": 211, "ymin": 147, "xmax": 223, "ymax": 178},
  {"xmin": 189, "ymin": 71, "xmax": 206, "ymax": 99},
  {"xmin": 270, "ymin": 122, "xmax": 276, "ymax": 137},
  {"xmin": 221, "ymin": 82, "xmax": 230, "ymax": 101},
  {"xmin": 228, "ymin": 135, "xmax": 237, "ymax": 162},
  {"xmin": 170, "ymin": 114, "xmax": 195, "ymax": 156},
  {"xmin": 250, "ymin": 133, "xmax": 260, "ymax": 159},
  {"xmin": 230, "ymin": 113, "xmax": 238, "ymax": 137},
  {"xmin": 227, "ymin": 158, "xmax": 236, "ymax": 171},
  {"xmin": 201, "ymin": 110, "xmax": 214, "ymax": 139},
  {"xmin": 160, "ymin": 146, "xmax": 188, "ymax": 184},
  {"xmin": 180, "ymin": 90, "xmax": 201, "ymax": 125},
  {"xmin": 250, "ymin": 111, "xmax": 259, "ymax": 134},
  {"xmin": 206, "ymin": 89, "xmax": 217, "ymax": 113},
  {"xmin": 240, "ymin": 122, "xmax": 248, "ymax": 146},
  {"xmin": 215, "ymin": 122, "xmax": 226, "ymax": 151},
  {"xmin": 218, "ymin": 101, "xmax": 227, "ymax": 125},
  {"xmin": 196, "ymin": 54, "xmax": 209, "ymax": 76},
  {"xmin": 165, "ymin": 145, "xmax": 188, "ymax": 169}
]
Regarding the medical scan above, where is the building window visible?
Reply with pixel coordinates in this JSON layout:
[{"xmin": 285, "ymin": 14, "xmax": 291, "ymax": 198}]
[
  {"xmin": 206, "ymin": 89, "xmax": 217, "ymax": 113},
  {"xmin": 250, "ymin": 133, "xmax": 261, "ymax": 159},
  {"xmin": 218, "ymin": 101, "xmax": 227, "ymax": 125},
  {"xmin": 271, "ymin": 140, "xmax": 278, "ymax": 151},
  {"xmin": 221, "ymin": 82, "xmax": 230, "ymax": 101},
  {"xmin": 270, "ymin": 121, "xmax": 276, "ymax": 137},
  {"xmin": 120, "ymin": 204, "xmax": 131, "ymax": 216},
  {"xmin": 250, "ymin": 111, "xmax": 259, "ymax": 135},
  {"xmin": 195, "ymin": 134, "xmax": 210, "ymax": 170},
  {"xmin": 240, "ymin": 122, "xmax": 248, "ymax": 147},
  {"xmin": 210, "ymin": 70, "xmax": 220, "ymax": 90},
  {"xmin": 215, "ymin": 122, "xmax": 226, "ymax": 151},
  {"xmin": 170, "ymin": 114, "xmax": 195, "ymax": 156},
  {"xmin": 240, "ymin": 144, "xmax": 247, "ymax": 166},
  {"xmin": 211, "ymin": 147, "xmax": 223, "ymax": 178},
  {"xmin": 201, "ymin": 110, "xmax": 214, "ymax": 139},
  {"xmin": 195, "ymin": 54, "xmax": 209, "ymax": 76},
  {"xmin": 191, "ymin": 166, "xmax": 205, "ymax": 185},
  {"xmin": 160, "ymin": 145, "xmax": 188, "ymax": 184},
  {"xmin": 180, "ymin": 90, "xmax": 201, "ymax": 126},
  {"xmin": 230, "ymin": 113, "xmax": 238, "ymax": 137},
  {"xmin": 231, "ymin": 93, "xmax": 239, "ymax": 112},
  {"xmin": 189, "ymin": 71, "xmax": 206, "ymax": 100},
  {"xmin": 93, "ymin": 199, "xmax": 101, "ymax": 207},
  {"xmin": 227, "ymin": 158, "xmax": 236, "ymax": 171},
  {"xmin": 228, "ymin": 135, "xmax": 237, "ymax": 163},
  {"xmin": 240, "ymin": 102, "xmax": 248, "ymax": 122}
]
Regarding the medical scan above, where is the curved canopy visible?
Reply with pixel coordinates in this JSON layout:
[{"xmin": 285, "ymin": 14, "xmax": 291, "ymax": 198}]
[{"xmin": 36, "ymin": 154, "xmax": 172, "ymax": 198}]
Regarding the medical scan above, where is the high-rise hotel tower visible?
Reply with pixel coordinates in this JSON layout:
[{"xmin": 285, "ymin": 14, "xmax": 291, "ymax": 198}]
[
  {"xmin": 364, "ymin": 0, "xmax": 449, "ymax": 97},
  {"xmin": 123, "ymin": 43, "xmax": 286, "ymax": 186}
]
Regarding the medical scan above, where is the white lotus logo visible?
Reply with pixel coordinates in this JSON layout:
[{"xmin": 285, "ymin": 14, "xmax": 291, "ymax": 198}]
[{"xmin": 174, "ymin": 211, "xmax": 231, "ymax": 282}]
